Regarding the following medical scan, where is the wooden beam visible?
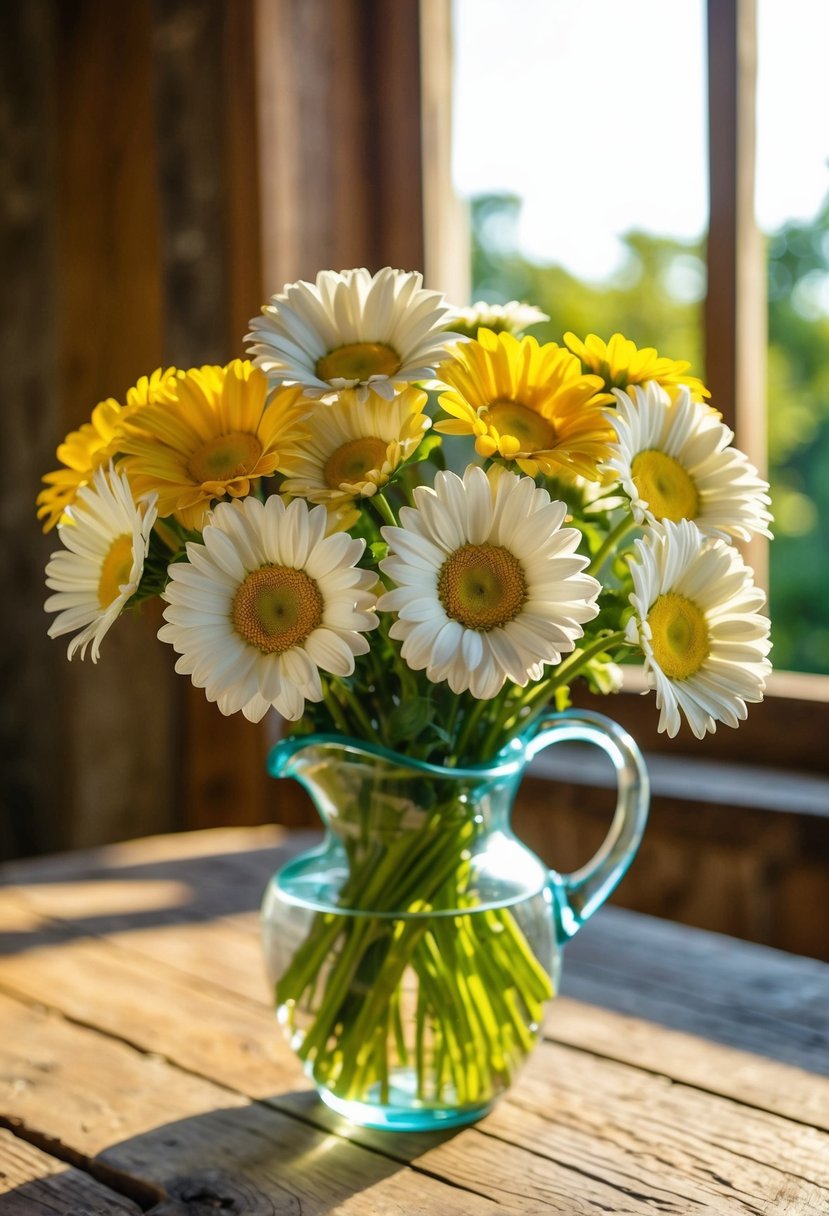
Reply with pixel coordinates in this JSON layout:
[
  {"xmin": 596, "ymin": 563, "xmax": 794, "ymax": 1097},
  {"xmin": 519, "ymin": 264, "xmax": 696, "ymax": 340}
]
[
  {"xmin": 705, "ymin": 0, "xmax": 767, "ymax": 584},
  {"xmin": 150, "ymin": 0, "xmax": 273, "ymax": 831},
  {"xmin": 253, "ymin": 0, "xmax": 426, "ymax": 290},
  {"xmin": 54, "ymin": 0, "xmax": 179, "ymax": 850},
  {"xmin": 0, "ymin": 1, "xmax": 65, "ymax": 859},
  {"xmin": 420, "ymin": 0, "xmax": 470, "ymax": 302}
]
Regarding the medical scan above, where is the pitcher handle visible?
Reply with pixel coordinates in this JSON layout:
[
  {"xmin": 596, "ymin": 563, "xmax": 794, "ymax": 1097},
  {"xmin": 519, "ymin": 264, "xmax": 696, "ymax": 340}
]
[{"xmin": 524, "ymin": 709, "xmax": 650, "ymax": 943}]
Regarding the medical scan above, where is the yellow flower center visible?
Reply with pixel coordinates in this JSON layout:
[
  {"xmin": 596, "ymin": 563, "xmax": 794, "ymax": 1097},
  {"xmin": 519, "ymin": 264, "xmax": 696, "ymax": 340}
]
[
  {"xmin": 485, "ymin": 400, "xmax": 557, "ymax": 451},
  {"xmin": 231, "ymin": 565, "xmax": 323, "ymax": 654},
  {"xmin": 323, "ymin": 437, "xmax": 389, "ymax": 488},
  {"xmin": 647, "ymin": 593, "xmax": 709, "ymax": 680},
  {"xmin": 98, "ymin": 534, "xmax": 135, "ymax": 610},
  {"xmin": 316, "ymin": 342, "xmax": 401, "ymax": 383},
  {"xmin": 188, "ymin": 432, "xmax": 263, "ymax": 485},
  {"xmin": 631, "ymin": 449, "xmax": 699, "ymax": 522},
  {"xmin": 438, "ymin": 543, "xmax": 527, "ymax": 632}
]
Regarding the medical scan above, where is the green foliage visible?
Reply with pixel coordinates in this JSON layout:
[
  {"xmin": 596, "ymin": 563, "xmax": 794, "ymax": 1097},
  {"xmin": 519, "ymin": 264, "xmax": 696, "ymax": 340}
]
[{"xmin": 469, "ymin": 192, "xmax": 829, "ymax": 675}]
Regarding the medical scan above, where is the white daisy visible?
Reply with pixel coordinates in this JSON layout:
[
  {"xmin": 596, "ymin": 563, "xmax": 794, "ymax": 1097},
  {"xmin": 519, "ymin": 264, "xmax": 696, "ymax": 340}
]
[
  {"xmin": 626, "ymin": 518, "xmax": 772, "ymax": 739},
  {"xmin": 44, "ymin": 465, "xmax": 157, "ymax": 661},
  {"xmin": 279, "ymin": 386, "xmax": 431, "ymax": 509},
  {"xmin": 246, "ymin": 267, "xmax": 460, "ymax": 401},
  {"xmin": 604, "ymin": 382, "xmax": 772, "ymax": 542},
  {"xmin": 377, "ymin": 465, "xmax": 600, "ymax": 699},
  {"xmin": 445, "ymin": 299, "xmax": 549, "ymax": 339},
  {"xmin": 158, "ymin": 496, "xmax": 378, "ymax": 723}
]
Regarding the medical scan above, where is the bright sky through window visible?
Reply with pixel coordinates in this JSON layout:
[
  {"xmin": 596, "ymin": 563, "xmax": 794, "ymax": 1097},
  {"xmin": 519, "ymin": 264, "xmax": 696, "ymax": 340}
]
[{"xmin": 452, "ymin": 0, "xmax": 829, "ymax": 282}]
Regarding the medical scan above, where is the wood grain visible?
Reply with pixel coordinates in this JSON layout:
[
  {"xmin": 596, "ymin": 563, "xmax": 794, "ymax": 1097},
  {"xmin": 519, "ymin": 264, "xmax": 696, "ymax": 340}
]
[
  {"xmin": 2, "ymin": 828, "xmax": 829, "ymax": 1214},
  {"xmin": 0, "ymin": 0, "xmax": 65, "ymax": 862},
  {"xmin": 0, "ymin": 1129, "xmax": 142, "ymax": 1215},
  {"xmin": 55, "ymin": 0, "xmax": 178, "ymax": 850},
  {"xmin": 0, "ymin": 995, "xmax": 500, "ymax": 1215}
]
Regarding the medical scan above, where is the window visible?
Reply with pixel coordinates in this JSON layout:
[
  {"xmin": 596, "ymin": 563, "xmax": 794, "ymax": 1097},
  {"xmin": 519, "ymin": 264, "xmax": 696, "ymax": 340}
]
[{"xmin": 434, "ymin": 0, "xmax": 829, "ymax": 772}]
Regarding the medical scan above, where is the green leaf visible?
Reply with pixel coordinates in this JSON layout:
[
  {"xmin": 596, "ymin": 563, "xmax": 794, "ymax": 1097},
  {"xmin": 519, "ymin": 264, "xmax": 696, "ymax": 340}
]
[{"xmin": 386, "ymin": 696, "xmax": 433, "ymax": 745}]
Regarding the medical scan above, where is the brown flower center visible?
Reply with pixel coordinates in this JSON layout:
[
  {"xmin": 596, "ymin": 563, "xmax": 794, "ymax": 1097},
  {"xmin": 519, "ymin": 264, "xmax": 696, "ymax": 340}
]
[
  {"xmin": 438, "ymin": 543, "xmax": 527, "ymax": 631},
  {"xmin": 232, "ymin": 565, "xmax": 323, "ymax": 654}
]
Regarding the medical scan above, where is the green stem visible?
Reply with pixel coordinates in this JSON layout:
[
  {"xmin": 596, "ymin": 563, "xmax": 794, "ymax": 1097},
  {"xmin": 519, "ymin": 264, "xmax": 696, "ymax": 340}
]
[
  {"xmin": 454, "ymin": 695, "xmax": 491, "ymax": 763},
  {"xmin": 370, "ymin": 492, "xmax": 398, "ymax": 528},
  {"xmin": 496, "ymin": 630, "xmax": 628, "ymax": 741},
  {"xmin": 587, "ymin": 514, "xmax": 637, "ymax": 576},
  {"xmin": 330, "ymin": 680, "xmax": 383, "ymax": 743}
]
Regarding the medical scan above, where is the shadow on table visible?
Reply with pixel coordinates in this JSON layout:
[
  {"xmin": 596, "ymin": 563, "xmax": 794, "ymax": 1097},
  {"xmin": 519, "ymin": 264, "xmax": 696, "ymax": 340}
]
[
  {"xmin": 3, "ymin": 1093, "xmax": 464, "ymax": 1216},
  {"xmin": 0, "ymin": 833, "xmax": 316, "ymax": 956}
]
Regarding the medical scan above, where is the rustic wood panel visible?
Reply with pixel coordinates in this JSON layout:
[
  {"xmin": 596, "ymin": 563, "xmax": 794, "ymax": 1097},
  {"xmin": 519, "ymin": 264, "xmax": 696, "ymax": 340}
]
[
  {"xmin": 0, "ymin": 994, "xmax": 500, "ymax": 1215},
  {"xmin": 705, "ymin": 0, "xmax": 767, "ymax": 587},
  {"xmin": 148, "ymin": 0, "xmax": 276, "ymax": 833},
  {"xmin": 2, "ymin": 827, "xmax": 827, "ymax": 1130},
  {"xmin": 515, "ymin": 769, "xmax": 829, "ymax": 961},
  {"xmin": 2, "ymin": 875, "xmax": 828, "ymax": 1211},
  {"xmin": 254, "ymin": 0, "xmax": 425, "ymax": 289},
  {"xmin": 420, "ymin": 0, "xmax": 470, "ymax": 302},
  {"xmin": 2, "ymin": 828, "xmax": 828, "ymax": 1211},
  {"xmin": 0, "ymin": 2, "xmax": 64, "ymax": 862},
  {"xmin": 0, "ymin": 1130, "xmax": 143, "ymax": 1216},
  {"xmin": 54, "ymin": 0, "xmax": 178, "ymax": 850}
]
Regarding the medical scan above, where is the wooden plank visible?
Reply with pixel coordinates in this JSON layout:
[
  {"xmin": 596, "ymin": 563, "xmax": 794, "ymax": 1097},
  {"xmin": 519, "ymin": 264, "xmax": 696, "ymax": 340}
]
[
  {"xmin": 8, "ymin": 827, "xmax": 828, "ymax": 1053},
  {"xmin": 54, "ymin": 0, "xmax": 178, "ymax": 850},
  {"xmin": 420, "ymin": 0, "xmax": 470, "ymax": 302},
  {"xmin": 706, "ymin": 0, "xmax": 767, "ymax": 587},
  {"xmin": 565, "ymin": 906, "xmax": 829, "ymax": 1038},
  {"xmin": 0, "ymin": 1, "xmax": 65, "ymax": 861},
  {"xmin": 3, "ymin": 830, "xmax": 828, "ymax": 1128},
  {"xmin": 150, "ymin": 0, "xmax": 276, "ymax": 834},
  {"xmin": 2, "ymin": 931, "xmax": 827, "ymax": 1213},
  {"xmin": 0, "ymin": 994, "xmax": 500, "ymax": 1215},
  {"xmin": 0, "ymin": 1130, "xmax": 142, "ymax": 1215},
  {"xmin": 253, "ymin": 0, "xmax": 425, "ymax": 289}
]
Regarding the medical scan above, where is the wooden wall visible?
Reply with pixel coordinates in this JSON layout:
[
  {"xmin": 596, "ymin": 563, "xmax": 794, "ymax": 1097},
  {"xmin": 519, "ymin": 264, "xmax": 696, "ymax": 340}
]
[{"xmin": 1, "ymin": 0, "xmax": 426, "ymax": 860}]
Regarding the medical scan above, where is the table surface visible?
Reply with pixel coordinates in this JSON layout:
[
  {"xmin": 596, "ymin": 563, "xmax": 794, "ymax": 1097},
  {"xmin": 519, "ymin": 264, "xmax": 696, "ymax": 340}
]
[{"xmin": 1, "ymin": 826, "xmax": 827, "ymax": 1215}]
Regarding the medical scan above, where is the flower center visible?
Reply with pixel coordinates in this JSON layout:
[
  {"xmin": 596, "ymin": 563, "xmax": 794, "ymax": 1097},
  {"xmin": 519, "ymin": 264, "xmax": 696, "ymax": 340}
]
[
  {"xmin": 647, "ymin": 593, "xmax": 709, "ymax": 680},
  {"xmin": 323, "ymin": 437, "xmax": 389, "ymax": 488},
  {"xmin": 188, "ymin": 431, "xmax": 263, "ymax": 484},
  {"xmin": 485, "ymin": 400, "xmax": 557, "ymax": 451},
  {"xmin": 438, "ymin": 543, "xmax": 527, "ymax": 632},
  {"xmin": 231, "ymin": 565, "xmax": 323, "ymax": 654},
  {"xmin": 316, "ymin": 342, "xmax": 401, "ymax": 383},
  {"xmin": 631, "ymin": 449, "xmax": 699, "ymax": 522},
  {"xmin": 98, "ymin": 534, "xmax": 135, "ymax": 610}
]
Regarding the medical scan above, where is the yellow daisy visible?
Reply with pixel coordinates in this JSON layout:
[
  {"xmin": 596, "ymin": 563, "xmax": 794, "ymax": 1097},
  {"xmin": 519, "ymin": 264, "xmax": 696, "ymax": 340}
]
[
  {"xmin": 36, "ymin": 367, "xmax": 180, "ymax": 531},
  {"xmin": 119, "ymin": 359, "xmax": 309, "ymax": 530},
  {"xmin": 435, "ymin": 328, "xmax": 614, "ymax": 479},
  {"xmin": 563, "ymin": 332, "xmax": 710, "ymax": 404},
  {"xmin": 279, "ymin": 386, "xmax": 430, "ymax": 509}
]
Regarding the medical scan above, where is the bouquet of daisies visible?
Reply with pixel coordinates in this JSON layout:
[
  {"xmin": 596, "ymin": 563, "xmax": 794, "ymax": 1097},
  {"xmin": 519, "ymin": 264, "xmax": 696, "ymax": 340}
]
[
  {"xmin": 40, "ymin": 266, "xmax": 772, "ymax": 755},
  {"xmin": 40, "ymin": 268, "xmax": 772, "ymax": 1109}
]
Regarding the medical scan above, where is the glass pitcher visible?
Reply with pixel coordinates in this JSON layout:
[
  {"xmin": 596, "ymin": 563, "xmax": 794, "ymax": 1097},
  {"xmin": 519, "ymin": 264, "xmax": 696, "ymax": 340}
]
[{"xmin": 261, "ymin": 708, "xmax": 649, "ymax": 1131}]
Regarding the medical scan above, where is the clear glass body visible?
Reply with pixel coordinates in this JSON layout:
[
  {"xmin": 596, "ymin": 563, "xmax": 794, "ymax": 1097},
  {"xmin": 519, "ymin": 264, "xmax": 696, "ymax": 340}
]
[{"xmin": 262, "ymin": 712, "xmax": 649, "ymax": 1131}]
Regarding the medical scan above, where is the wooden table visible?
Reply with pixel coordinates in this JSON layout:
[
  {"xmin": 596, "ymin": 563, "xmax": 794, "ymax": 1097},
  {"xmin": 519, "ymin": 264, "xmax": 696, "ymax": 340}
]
[{"xmin": 1, "ymin": 826, "xmax": 827, "ymax": 1214}]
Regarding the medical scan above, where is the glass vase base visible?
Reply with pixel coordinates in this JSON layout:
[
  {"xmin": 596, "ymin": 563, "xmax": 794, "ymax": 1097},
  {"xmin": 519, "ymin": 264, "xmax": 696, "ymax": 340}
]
[{"xmin": 317, "ymin": 1077, "xmax": 494, "ymax": 1132}]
